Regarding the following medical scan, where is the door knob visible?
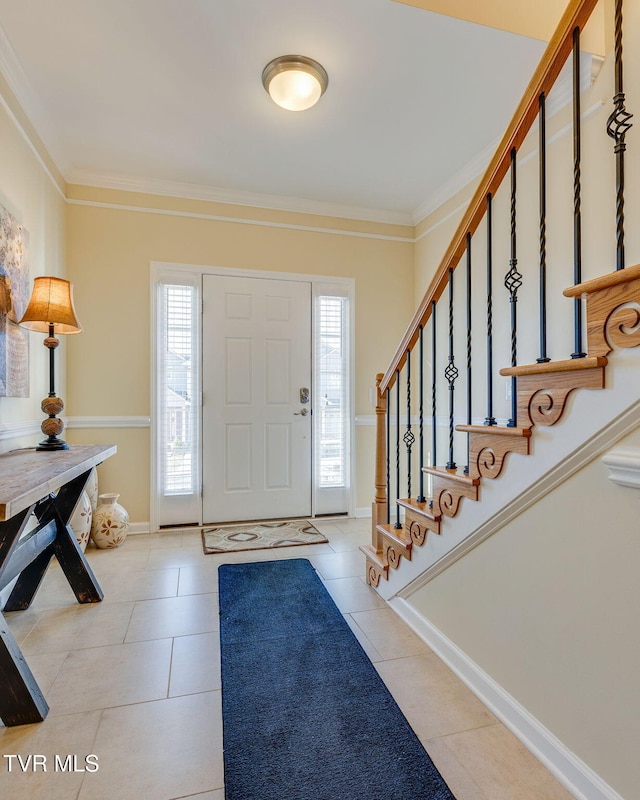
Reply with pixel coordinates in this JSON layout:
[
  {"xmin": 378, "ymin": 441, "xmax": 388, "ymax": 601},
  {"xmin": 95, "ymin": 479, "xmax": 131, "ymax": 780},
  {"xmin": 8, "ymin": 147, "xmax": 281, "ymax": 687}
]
[{"xmin": 294, "ymin": 408, "xmax": 309, "ymax": 416}]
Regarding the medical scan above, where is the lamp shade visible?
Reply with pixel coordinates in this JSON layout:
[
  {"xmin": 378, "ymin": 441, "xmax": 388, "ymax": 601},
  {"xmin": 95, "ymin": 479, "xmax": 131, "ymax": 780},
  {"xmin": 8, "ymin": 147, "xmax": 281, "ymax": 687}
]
[
  {"xmin": 19, "ymin": 276, "xmax": 82, "ymax": 334},
  {"xmin": 262, "ymin": 55, "xmax": 328, "ymax": 111}
]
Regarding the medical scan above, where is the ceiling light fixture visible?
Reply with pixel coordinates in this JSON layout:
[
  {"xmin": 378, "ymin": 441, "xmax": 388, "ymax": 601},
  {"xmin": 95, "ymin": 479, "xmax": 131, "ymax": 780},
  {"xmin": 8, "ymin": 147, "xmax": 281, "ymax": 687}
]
[{"xmin": 262, "ymin": 55, "xmax": 328, "ymax": 111}]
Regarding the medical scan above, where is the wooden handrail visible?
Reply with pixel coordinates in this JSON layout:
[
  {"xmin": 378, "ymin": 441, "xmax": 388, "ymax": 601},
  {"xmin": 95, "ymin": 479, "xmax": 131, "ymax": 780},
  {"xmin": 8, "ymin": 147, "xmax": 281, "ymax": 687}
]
[{"xmin": 380, "ymin": 0, "xmax": 601, "ymax": 393}]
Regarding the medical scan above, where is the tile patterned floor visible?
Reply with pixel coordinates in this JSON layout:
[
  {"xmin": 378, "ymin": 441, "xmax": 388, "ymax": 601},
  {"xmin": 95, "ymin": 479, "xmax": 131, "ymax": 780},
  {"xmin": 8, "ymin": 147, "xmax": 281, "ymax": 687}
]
[{"xmin": 0, "ymin": 518, "xmax": 574, "ymax": 800}]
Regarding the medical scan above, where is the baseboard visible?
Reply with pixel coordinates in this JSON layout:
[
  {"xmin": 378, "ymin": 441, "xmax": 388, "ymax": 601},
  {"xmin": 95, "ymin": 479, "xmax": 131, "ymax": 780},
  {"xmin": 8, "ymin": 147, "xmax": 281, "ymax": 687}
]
[
  {"xmin": 389, "ymin": 597, "xmax": 624, "ymax": 800},
  {"xmin": 128, "ymin": 522, "xmax": 151, "ymax": 535},
  {"xmin": 355, "ymin": 507, "xmax": 372, "ymax": 518}
]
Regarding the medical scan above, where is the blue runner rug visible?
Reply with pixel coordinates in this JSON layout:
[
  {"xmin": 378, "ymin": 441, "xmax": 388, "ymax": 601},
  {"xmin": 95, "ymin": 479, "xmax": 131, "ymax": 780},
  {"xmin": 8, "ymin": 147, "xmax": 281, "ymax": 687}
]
[{"xmin": 219, "ymin": 558, "xmax": 456, "ymax": 800}]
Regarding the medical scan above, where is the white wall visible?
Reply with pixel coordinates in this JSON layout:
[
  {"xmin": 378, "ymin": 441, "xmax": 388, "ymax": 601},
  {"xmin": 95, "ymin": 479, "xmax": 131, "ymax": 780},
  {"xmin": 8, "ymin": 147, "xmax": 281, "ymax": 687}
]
[
  {"xmin": 0, "ymin": 74, "xmax": 67, "ymax": 451},
  {"xmin": 391, "ymin": 2, "xmax": 640, "ymax": 798}
]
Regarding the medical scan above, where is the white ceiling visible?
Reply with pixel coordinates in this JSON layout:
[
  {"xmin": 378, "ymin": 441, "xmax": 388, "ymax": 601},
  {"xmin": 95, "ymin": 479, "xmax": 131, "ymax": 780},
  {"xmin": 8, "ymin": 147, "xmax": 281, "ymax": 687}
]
[{"xmin": 0, "ymin": 0, "xmax": 547, "ymax": 223}]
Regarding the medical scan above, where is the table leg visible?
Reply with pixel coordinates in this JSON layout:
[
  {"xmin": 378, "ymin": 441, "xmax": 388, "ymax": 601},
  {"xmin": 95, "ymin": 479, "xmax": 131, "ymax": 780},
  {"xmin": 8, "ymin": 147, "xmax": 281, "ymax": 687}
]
[
  {"xmin": 0, "ymin": 611, "xmax": 48, "ymax": 726},
  {"xmin": 48, "ymin": 471, "xmax": 104, "ymax": 604},
  {"xmin": 4, "ymin": 546, "xmax": 56, "ymax": 611}
]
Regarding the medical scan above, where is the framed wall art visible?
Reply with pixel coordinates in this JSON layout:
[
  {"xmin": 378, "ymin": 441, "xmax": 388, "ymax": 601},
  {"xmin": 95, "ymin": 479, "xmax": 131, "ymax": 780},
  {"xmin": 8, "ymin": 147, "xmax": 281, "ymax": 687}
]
[{"xmin": 0, "ymin": 203, "xmax": 29, "ymax": 397}]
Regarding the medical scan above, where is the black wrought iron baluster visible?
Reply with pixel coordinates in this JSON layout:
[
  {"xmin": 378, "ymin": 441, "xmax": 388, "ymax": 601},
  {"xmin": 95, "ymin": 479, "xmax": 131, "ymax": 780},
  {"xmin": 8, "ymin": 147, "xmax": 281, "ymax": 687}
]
[
  {"xmin": 607, "ymin": 0, "xmax": 633, "ymax": 271},
  {"xmin": 445, "ymin": 269, "xmax": 458, "ymax": 469},
  {"xmin": 484, "ymin": 194, "xmax": 496, "ymax": 426},
  {"xmin": 505, "ymin": 148, "xmax": 522, "ymax": 427},
  {"xmin": 572, "ymin": 27, "xmax": 586, "ymax": 359},
  {"xmin": 538, "ymin": 92, "xmax": 551, "ymax": 363},
  {"xmin": 395, "ymin": 371, "xmax": 401, "ymax": 529},
  {"xmin": 465, "ymin": 233, "xmax": 472, "ymax": 474},
  {"xmin": 386, "ymin": 387, "xmax": 390, "ymax": 525},
  {"xmin": 404, "ymin": 350, "xmax": 415, "ymax": 499},
  {"xmin": 430, "ymin": 301, "xmax": 437, "ymax": 508},
  {"xmin": 417, "ymin": 326, "xmax": 426, "ymax": 503}
]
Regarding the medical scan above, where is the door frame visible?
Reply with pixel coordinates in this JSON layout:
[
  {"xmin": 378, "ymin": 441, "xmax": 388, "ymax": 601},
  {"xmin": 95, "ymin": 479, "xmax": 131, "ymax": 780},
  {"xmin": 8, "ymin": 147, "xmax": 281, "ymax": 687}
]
[{"xmin": 150, "ymin": 261, "xmax": 355, "ymax": 532}]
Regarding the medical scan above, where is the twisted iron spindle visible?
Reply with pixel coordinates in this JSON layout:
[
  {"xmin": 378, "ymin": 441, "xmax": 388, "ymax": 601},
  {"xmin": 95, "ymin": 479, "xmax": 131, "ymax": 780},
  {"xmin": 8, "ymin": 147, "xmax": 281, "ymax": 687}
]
[
  {"xmin": 404, "ymin": 350, "xmax": 415, "ymax": 498},
  {"xmin": 572, "ymin": 27, "xmax": 586, "ymax": 359},
  {"xmin": 430, "ymin": 301, "xmax": 437, "ymax": 507},
  {"xmin": 504, "ymin": 148, "xmax": 522, "ymax": 427},
  {"xmin": 386, "ymin": 387, "xmax": 391, "ymax": 525},
  {"xmin": 607, "ymin": 0, "xmax": 633, "ymax": 271},
  {"xmin": 417, "ymin": 326, "xmax": 426, "ymax": 503},
  {"xmin": 484, "ymin": 194, "xmax": 496, "ymax": 426},
  {"xmin": 395, "ymin": 371, "xmax": 401, "ymax": 529},
  {"xmin": 445, "ymin": 269, "xmax": 458, "ymax": 470},
  {"xmin": 538, "ymin": 92, "xmax": 550, "ymax": 363},
  {"xmin": 465, "ymin": 233, "xmax": 472, "ymax": 474}
]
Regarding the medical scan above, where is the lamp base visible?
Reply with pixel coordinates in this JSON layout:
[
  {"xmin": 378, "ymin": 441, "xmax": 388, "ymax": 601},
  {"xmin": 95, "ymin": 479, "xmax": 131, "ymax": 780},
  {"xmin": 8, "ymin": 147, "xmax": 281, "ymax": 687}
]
[
  {"xmin": 38, "ymin": 395, "xmax": 69, "ymax": 451},
  {"xmin": 36, "ymin": 436, "xmax": 69, "ymax": 451}
]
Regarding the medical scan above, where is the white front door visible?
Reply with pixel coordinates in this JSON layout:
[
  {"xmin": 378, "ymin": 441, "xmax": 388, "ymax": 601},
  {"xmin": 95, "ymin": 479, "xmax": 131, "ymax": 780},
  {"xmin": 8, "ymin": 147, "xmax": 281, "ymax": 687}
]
[{"xmin": 202, "ymin": 274, "xmax": 312, "ymax": 522}]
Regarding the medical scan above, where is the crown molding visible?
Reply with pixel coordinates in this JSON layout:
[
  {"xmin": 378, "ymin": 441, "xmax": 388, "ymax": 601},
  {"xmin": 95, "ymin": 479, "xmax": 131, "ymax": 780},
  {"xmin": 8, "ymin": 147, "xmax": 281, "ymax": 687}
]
[
  {"xmin": 0, "ymin": 22, "xmax": 41, "ymax": 123},
  {"xmin": 412, "ymin": 52, "xmax": 601, "ymax": 226},
  {"xmin": 412, "ymin": 138, "xmax": 496, "ymax": 225},
  {"xmin": 0, "ymin": 15, "xmax": 604, "ymax": 235},
  {"xmin": 66, "ymin": 169, "xmax": 415, "ymax": 228},
  {"xmin": 0, "ymin": 20, "xmax": 66, "ymax": 171}
]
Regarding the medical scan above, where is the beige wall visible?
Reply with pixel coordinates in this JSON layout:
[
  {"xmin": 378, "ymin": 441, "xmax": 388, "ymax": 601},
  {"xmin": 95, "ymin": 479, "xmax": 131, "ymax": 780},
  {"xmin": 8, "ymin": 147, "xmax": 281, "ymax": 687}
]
[
  {"xmin": 408, "ymin": 426, "xmax": 640, "ymax": 798},
  {"xmin": 0, "ymin": 76, "xmax": 66, "ymax": 448},
  {"xmin": 65, "ymin": 188, "xmax": 415, "ymax": 521},
  {"xmin": 403, "ymin": 3, "xmax": 640, "ymax": 796}
]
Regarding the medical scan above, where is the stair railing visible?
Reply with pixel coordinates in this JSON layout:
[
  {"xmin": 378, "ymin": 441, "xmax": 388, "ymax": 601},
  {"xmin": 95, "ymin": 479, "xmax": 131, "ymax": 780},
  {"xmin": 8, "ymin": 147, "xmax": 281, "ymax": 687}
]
[{"xmin": 367, "ymin": 0, "xmax": 637, "ymax": 585}]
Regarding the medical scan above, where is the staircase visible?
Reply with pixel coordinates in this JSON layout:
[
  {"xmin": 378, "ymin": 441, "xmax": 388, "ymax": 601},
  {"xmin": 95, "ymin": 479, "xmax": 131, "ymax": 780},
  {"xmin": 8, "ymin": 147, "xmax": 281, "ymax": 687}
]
[
  {"xmin": 360, "ymin": 0, "xmax": 640, "ymax": 592},
  {"xmin": 362, "ymin": 264, "xmax": 640, "ymax": 589}
]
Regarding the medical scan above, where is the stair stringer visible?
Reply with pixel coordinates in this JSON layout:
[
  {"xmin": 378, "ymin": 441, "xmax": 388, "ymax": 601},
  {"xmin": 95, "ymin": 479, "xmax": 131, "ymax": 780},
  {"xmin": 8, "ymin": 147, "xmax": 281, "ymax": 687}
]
[{"xmin": 373, "ymin": 346, "xmax": 640, "ymax": 602}]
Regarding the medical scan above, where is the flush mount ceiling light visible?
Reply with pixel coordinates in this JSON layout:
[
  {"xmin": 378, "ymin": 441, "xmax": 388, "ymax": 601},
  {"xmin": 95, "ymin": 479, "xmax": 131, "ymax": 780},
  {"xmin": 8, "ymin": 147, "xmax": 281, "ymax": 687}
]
[{"xmin": 262, "ymin": 55, "xmax": 328, "ymax": 111}]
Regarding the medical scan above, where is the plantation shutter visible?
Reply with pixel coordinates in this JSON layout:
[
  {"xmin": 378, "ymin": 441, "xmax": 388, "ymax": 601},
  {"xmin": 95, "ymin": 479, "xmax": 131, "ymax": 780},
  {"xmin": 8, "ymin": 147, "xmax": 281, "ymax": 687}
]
[
  {"xmin": 156, "ymin": 272, "xmax": 201, "ymax": 526},
  {"xmin": 313, "ymin": 286, "xmax": 351, "ymax": 515}
]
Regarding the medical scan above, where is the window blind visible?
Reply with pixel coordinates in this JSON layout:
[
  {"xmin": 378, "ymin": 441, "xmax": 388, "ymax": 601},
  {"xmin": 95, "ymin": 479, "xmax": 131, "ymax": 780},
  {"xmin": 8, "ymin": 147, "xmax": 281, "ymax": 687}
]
[
  {"xmin": 316, "ymin": 295, "xmax": 348, "ymax": 489},
  {"xmin": 159, "ymin": 284, "xmax": 197, "ymax": 496}
]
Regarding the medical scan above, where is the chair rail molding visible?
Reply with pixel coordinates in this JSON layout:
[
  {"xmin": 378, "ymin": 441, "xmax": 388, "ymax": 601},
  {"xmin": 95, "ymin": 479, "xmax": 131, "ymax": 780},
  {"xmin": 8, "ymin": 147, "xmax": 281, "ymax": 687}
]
[
  {"xmin": 0, "ymin": 419, "xmax": 41, "ymax": 441},
  {"xmin": 65, "ymin": 416, "xmax": 151, "ymax": 429},
  {"xmin": 601, "ymin": 448, "xmax": 640, "ymax": 489}
]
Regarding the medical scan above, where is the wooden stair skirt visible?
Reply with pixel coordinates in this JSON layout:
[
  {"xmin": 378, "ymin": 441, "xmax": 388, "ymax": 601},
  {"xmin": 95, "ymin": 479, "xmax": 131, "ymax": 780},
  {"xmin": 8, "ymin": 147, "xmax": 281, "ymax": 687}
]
[{"xmin": 363, "ymin": 265, "xmax": 640, "ymax": 586}]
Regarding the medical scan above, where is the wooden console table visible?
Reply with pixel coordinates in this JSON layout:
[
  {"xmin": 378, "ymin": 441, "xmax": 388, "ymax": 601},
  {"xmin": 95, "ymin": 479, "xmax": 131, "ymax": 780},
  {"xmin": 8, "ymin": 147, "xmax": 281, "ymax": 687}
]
[{"xmin": 0, "ymin": 444, "xmax": 116, "ymax": 726}]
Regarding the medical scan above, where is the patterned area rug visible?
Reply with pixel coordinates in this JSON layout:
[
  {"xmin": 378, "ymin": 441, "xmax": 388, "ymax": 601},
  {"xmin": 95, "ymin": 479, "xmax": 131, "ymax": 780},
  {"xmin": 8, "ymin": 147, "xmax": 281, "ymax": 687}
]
[{"xmin": 201, "ymin": 519, "xmax": 328, "ymax": 554}]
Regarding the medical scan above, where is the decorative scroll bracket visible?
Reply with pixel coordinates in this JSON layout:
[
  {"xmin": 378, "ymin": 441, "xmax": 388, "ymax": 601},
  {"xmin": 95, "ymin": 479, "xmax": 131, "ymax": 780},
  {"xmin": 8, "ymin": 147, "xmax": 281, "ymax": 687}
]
[
  {"xmin": 362, "ymin": 547, "xmax": 388, "ymax": 587},
  {"xmin": 456, "ymin": 425, "xmax": 531, "ymax": 480},
  {"xmin": 564, "ymin": 263, "xmax": 640, "ymax": 357},
  {"xmin": 424, "ymin": 467, "xmax": 479, "ymax": 518},
  {"xmin": 500, "ymin": 360, "xmax": 606, "ymax": 428}
]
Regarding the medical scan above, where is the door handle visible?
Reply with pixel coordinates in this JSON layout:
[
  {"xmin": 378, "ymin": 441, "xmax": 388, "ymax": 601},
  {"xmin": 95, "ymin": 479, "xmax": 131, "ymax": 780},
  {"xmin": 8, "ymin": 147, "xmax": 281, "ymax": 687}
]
[{"xmin": 293, "ymin": 408, "xmax": 309, "ymax": 416}]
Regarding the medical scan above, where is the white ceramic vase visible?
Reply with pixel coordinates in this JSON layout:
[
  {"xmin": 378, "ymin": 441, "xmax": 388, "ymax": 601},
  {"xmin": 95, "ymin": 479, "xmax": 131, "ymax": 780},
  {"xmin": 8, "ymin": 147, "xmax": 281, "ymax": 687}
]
[
  {"xmin": 90, "ymin": 493, "xmax": 130, "ymax": 549},
  {"xmin": 85, "ymin": 467, "xmax": 99, "ymax": 512},
  {"xmin": 70, "ymin": 490, "xmax": 92, "ymax": 552}
]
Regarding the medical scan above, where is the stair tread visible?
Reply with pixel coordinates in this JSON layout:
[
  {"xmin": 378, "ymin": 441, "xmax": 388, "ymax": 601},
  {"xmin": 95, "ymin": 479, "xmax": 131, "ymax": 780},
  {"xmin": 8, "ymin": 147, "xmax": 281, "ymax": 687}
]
[
  {"xmin": 396, "ymin": 497, "xmax": 441, "ymax": 520},
  {"xmin": 455, "ymin": 424, "xmax": 531, "ymax": 437},
  {"xmin": 423, "ymin": 466, "xmax": 480, "ymax": 486},
  {"xmin": 564, "ymin": 263, "xmax": 640, "ymax": 297},
  {"xmin": 359, "ymin": 543, "xmax": 387, "ymax": 567},
  {"xmin": 377, "ymin": 522, "xmax": 412, "ymax": 546},
  {"xmin": 500, "ymin": 355, "xmax": 607, "ymax": 377}
]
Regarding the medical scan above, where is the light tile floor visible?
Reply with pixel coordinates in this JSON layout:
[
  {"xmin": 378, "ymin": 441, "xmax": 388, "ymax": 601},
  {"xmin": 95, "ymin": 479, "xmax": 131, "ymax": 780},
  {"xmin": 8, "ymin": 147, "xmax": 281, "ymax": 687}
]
[{"xmin": 0, "ymin": 518, "xmax": 574, "ymax": 800}]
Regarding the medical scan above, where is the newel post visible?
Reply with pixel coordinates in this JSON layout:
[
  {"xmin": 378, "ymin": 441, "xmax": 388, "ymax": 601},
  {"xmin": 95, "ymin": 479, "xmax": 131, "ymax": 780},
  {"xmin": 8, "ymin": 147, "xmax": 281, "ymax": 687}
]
[{"xmin": 372, "ymin": 373, "xmax": 387, "ymax": 552}]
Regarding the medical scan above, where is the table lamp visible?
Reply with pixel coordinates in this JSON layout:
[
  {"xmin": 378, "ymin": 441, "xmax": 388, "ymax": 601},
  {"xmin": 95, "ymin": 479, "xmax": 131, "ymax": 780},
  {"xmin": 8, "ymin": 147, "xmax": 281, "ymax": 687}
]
[{"xmin": 19, "ymin": 276, "xmax": 82, "ymax": 451}]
